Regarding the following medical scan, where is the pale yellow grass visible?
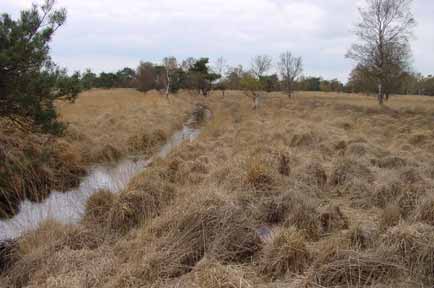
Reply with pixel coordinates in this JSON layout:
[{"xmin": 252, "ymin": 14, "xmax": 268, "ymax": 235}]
[
  {"xmin": 57, "ymin": 88, "xmax": 195, "ymax": 163},
  {"xmin": 3, "ymin": 90, "xmax": 434, "ymax": 288}
]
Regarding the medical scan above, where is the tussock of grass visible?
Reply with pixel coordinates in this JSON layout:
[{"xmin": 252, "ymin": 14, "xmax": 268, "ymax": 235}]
[
  {"xmin": 192, "ymin": 258, "xmax": 253, "ymax": 288},
  {"xmin": 329, "ymin": 157, "xmax": 374, "ymax": 187},
  {"xmin": 84, "ymin": 189, "xmax": 116, "ymax": 226},
  {"xmin": 413, "ymin": 195, "xmax": 434, "ymax": 225},
  {"xmin": 380, "ymin": 223, "xmax": 434, "ymax": 283},
  {"xmin": 93, "ymin": 143, "xmax": 122, "ymax": 162},
  {"xmin": 259, "ymin": 227, "xmax": 310, "ymax": 278},
  {"xmin": 243, "ymin": 155, "xmax": 276, "ymax": 191},
  {"xmin": 257, "ymin": 191, "xmax": 294, "ymax": 224},
  {"xmin": 348, "ymin": 223, "xmax": 378, "ymax": 250},
  {"xmin": 311, "ymin": 249, "xmax": 402, "ymax": 287},
  {"xmin": 318, "ymin": 205, "xmax": 349, "ymax": 235},
  {"xmin": 295, "ymin": 160, "xmax": 328, "ymax": 188},
  {"xmin": 127, "ymin": 129, "xmax": 167, "ymax": 155},
  {"xmin": 5, "ymin": 220, "xmax": 105, "ymax": 287},
  {"xmin": 284, "ymin": 192, "xmax": 321, "ymax": 240},
  {"xmin": 108, "ymin": 170, "xmax": 176, "ymax": 233}
]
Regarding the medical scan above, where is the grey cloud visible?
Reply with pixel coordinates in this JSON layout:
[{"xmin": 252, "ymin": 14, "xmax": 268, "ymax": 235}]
[{"xmin": 2, "ymin": 0, "xmax": 433, "ymax": 81}]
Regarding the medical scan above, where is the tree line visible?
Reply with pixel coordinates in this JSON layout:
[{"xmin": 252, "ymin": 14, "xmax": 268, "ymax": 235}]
[
  {"xmin": 76, "ymin": 61, "xmax": 434, "ymax": 97},
  {"xmin": 74, "ymin": 58, "xmax": 347, "ymax": 95},
  {"xmin": 347, "ymin": 65, "xmax": 434, "ymax": 96},
  {"xmin": 0, "ymin": 0, "xmax": 430, "ymax": 134}
]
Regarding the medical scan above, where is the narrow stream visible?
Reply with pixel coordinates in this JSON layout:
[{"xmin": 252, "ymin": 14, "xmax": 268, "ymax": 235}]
[{"xmin": 0, "ymin": 115, "xmax": 203, "ymax": 241}]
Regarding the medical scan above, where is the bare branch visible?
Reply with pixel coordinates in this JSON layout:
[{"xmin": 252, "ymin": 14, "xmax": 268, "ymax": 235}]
[
  {"xmin": 278, "ymin": 51, "xmax": 303, "ymax": 98},
  {"xmin": 251, "ymin": 55, "xmax": 272, "ymax": 78}
]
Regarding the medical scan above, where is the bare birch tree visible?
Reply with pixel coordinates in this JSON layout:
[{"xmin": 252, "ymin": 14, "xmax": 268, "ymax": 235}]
[
  {"xmin": 347, "ymin": 0, "xmax": 415, "ymax": 105},
  {"xmin": 278, "ymin": 51, "xmax": 303, "ymax": 98},
  {"xmin": 214, "ymin": 57, "xmax": 227, "ymax": 77},
  {"xmin": 251, "ymin": 55, "xmax": 272, "ymax": 78},
  {"xmin": 214, "ymin": 57, "xmax": 227, "ymax": 97},
  {"xmin": 162, "ymin": 57, "xmax": 178, "ymax": 99}
]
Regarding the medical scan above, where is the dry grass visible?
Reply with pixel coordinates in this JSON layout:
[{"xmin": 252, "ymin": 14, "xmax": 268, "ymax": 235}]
[
  {"xmin": 0, "ymin": 127, "xmax": 85, "ymax": 219},
  {"xmin": 57, "ymin": 88, "xmax": 194, "ymax": 163},
  {"xmin": 0, "ymin": 89, "xmax": 194, "ymax": 220},
  {"xmin": 3, "ymin": 90, "xmax": 434, "ymax": 287},
  {"xmin": 380, "ymin": 223, "xmax": 434, "ymax": 283},
  {"xmin": 106, "ymin": 169, "xmax": 176, "ymax": 233},
  {"xmin": 259, "ymin": 227, "xmax": 310, "ymax": 279}
]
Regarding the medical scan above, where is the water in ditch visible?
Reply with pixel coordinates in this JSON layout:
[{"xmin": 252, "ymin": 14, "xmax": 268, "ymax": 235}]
[{"xmin": 0, "ymin": 118, "xmax": 202, "ymax": 241}]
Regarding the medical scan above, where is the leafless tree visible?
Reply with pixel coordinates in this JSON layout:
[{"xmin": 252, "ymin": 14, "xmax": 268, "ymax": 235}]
[
  {"xmin": 181, "ymin": 57, "xmax": 196, "ymax": 72},
  {"xmin": 278, "ymin": 51, "xmax": 303, "ymax": 98},
  {"xmin": 251, "ymin": 55, "xmax": 272, "ymax": 78},
  {"xmin": 214, "ymin": 57, "xmax": 227, "ymax": 76},
  {"xmin": 162, "ymin": 56, "xmax": 178, "ymax": 99},
  {"xmin": 214, "ymin": 57, "xmax": 227, "ymax": 96},
  {"xmin": 347, "ymin": 0, "xmax": 415, "ymax": 104}
]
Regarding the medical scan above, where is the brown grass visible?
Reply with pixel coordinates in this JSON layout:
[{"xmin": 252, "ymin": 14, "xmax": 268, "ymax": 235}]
[
  {"xmin": 107, "ymin": 169, "xmax": 176, "ymax": 233},
  {"xmin": 57, "ymin": 88, "xmax": 194, "ymax": 163},
  {"xmin": 4, "ymin": 90, "xmax": 434, "ymax": 287},
  {"xmin": 0, "ymin": 128, "xmax": 85, "ymax": 219},
  {"xmin": 380, "ymin": 223, "xmax": 434, "ymax": 283},
  {"xmin": 259, "ymin": 227, "xmax": 310, "ymax": 278}
]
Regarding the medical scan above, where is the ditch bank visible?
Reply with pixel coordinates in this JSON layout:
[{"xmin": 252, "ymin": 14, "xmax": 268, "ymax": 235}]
[{"xmin": 0, "ymin": 105, "xmax": 210, "ymax": 272}]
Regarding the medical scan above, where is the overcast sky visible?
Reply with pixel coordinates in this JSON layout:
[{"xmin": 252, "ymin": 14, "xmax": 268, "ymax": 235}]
[{"xmin": 2, "ymin": 0, "xmax": 434, "ymax": 82}]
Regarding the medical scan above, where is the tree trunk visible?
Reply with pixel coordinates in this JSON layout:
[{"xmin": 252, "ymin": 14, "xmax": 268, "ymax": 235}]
[
  {"xmin": 165, "ymin": 69, "xmax": 170, "ymax": 99},
  {"xmin": 378, "ymin": 83, "xmax": 384, "ymax": 105},
  {"xmin": 287, "ymin": 81, "xmax": 292, "ymax": 98},
  {"xmin": 251, "ymin": 92, "xmax": 258, "ymax": 110},
  {"xmin": 254, "ymin": 94, "xmax": 260, "ymax": 110},
  {"xmin": 385, "ymin": 92, "xmax": 390, "ymax": 101}
]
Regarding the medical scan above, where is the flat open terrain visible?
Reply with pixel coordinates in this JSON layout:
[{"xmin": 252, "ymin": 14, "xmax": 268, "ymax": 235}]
[
  {"xmin": 2, "ymin": 91, "xmax": 434, "ymax": 287},
  {"xmin": 57, "ymin": 88, "xmax": 195, "ymax": 163}
]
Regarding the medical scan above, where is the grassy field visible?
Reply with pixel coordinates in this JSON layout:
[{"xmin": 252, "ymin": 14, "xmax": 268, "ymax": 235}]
[
  {"xmin": 2, "ymin": 90, "xmax": 434, "ymax": 287},
  {"xmin": 58, "ymin": 88, "xmax": 195, "ymax": 163}
]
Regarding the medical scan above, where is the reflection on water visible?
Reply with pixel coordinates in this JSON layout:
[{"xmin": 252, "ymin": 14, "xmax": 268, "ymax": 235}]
[{"xmin": 0, "ymin": 123, "xmax": 201, "ymax": 241}]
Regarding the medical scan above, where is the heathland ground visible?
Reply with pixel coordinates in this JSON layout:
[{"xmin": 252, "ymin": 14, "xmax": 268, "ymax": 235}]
[{"xmin": 2, "ymin": 89, "xmax": 434, "ymax": 287}]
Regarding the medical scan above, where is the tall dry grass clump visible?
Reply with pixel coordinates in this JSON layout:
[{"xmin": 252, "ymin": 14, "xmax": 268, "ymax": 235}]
[
  {"xmin": 4, "ymin": 220, "xmax": 105, "ymax": 287},
  {"xmin": 243, "ymin": 155, "xmax": 277, "ymax": 191},
  {"xmin": 107, "ymin": 170, "xmax": 176, "ymax": 233},
  {"xmin": 134, "ymin": 190, "xmax": 261, "ymax": 283},
  {"xmin": 310, "ymin": 249, "xmax": 402, "ymax": 287},
  {"xmin": 0, "ymin": 128, "xmax": 85, "ymax": 219},
  {"xmin": 127, "ymin": 129, "xmax": 167, "ymax": 155},
  {"xmin": 380, "ymin": 223, "xmax": 434, "ymax": 284},
  {"xmin": 329, "ymin": 157, "xmax": 374, "ymax": 187},
  {"xmin": 413, "ymin": 195, "xmax": 434, "ymax": 225},
  {"xmin": 192, "ymin": 258, "xmax": 253, "ymax": 288},
  {"xmin": 283, "ymin": 191, "xmax": 321, "ymax": 241},
  {"xmin": 84, "ymin": 189, "xmax": 117, "ymax": 226},
  {"xmin": 259, "ymin": 227, "xmax": 310, "ymax": 279}
]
